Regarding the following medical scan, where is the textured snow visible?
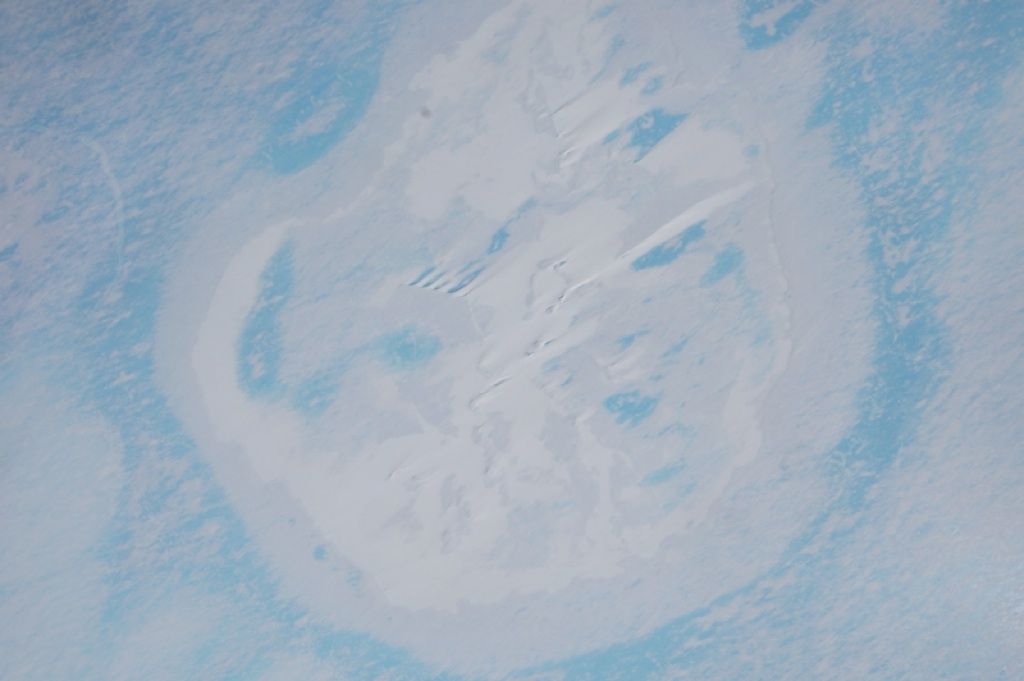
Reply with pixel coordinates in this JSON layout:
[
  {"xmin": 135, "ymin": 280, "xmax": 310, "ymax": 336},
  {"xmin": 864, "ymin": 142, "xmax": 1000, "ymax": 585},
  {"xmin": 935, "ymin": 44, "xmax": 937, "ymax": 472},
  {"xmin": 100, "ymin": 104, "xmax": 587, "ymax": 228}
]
[{"xmin": 2, "ymin": 0, "xmax": 1023, "ymax": 679}]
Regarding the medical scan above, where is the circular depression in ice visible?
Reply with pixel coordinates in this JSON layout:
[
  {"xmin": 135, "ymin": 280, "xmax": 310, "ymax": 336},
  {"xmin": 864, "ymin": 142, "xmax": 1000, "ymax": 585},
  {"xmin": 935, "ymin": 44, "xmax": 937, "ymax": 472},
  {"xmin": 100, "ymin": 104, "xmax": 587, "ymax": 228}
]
[{"xmin": 157, "ymin": 1, "xmax": 873, "ymax": 671}]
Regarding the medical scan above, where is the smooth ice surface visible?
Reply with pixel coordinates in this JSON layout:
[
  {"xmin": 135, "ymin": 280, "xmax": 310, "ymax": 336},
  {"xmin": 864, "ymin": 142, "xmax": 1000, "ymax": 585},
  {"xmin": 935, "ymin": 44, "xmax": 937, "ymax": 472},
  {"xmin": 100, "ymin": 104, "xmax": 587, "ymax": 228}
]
[{"xmin": 2, "ymin": 1, "xmax": 1023, "ymax": 679}]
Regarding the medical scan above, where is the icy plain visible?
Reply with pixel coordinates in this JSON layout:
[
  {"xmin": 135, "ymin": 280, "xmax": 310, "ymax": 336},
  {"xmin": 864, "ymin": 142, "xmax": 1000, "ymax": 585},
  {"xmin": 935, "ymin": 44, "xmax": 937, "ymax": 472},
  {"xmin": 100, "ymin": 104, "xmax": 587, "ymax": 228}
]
[{"xmin": 2, "ymin": 1, "xmax": 1023, "ymax": 679}]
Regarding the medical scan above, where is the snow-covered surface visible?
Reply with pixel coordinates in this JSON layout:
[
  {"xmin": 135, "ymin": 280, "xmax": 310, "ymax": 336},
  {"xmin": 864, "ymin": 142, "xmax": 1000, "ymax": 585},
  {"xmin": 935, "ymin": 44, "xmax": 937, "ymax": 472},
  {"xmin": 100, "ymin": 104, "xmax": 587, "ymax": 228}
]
[{"xmin": 2, "ymin": 1, "xmax": 1023, "ymax": 679}]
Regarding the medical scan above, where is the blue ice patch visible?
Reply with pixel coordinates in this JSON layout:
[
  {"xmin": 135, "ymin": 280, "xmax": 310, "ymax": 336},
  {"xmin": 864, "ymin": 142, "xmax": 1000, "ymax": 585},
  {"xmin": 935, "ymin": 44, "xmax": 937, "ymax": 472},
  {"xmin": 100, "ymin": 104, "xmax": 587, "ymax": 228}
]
[
  {"xmin": 446, "ymin": 266, "xmax": 484, "ymax": 294},
  {"xmin": 291, "ymin": 369, "xmax": 341, "ymax": 416},
  {"xmin": 262, "ymin": 53, "xmax": 381, "ymax": 175},
  {"xmin": 621, "ymin": 62, "xmax": 651, "ymax": 86},
  {"xmin": 376, "ymin": 327, "xmax": 441, "ymax": 370},
  {"xmin": 603, "ymin": 390, "xmax": 659, "ymax": 425},
  {"xmin": 663, "ymin": 337, "xmax": 688, "ymax": 357},
  {"xmin": 642, "ymin": 75, "xmax": 664, "ymax": 94},
  {"xmin": 700, "ymin": 244, "xmax": 744, "ymax": 286},
  {"xmin": 486, "ymin": 198, "xmax": 533, "ymax": 255},
  {"xmin": 617, "ymin": 331, "xmax": 646, "ymax": 349},
  {"xmin": 640, "ymin": 463, "xmax": 684, "ymax": 486},
  {"xmin": 237, "ymin": 242, "xmax": 294, "ymax": 398},
  {"xmin": 626, "ymin": 108, "xmax": 687, "ymax": 160},
  {"xmin": 487, "ymin": 226, "xmax": 510, "ymax": 254},
  {"xmin": 409, "ymin": 266, "xmax": 435, "ymax": 286},
  {"xmin": 740, "ymin": 0, "xmax": 819, "ymax": 50},
  {"xmin": 631, "ymin": 221, "xmax": 706, "ymax": 270}
]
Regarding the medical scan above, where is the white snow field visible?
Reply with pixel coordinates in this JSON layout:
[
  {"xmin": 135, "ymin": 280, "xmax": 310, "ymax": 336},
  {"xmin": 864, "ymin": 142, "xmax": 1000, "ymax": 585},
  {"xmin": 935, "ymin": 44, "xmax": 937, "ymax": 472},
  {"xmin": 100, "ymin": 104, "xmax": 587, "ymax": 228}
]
[{"xmin": 2, "ymin": 0, "xmax": 1023, "ymax": 679}]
